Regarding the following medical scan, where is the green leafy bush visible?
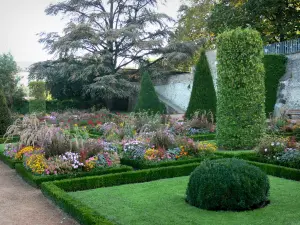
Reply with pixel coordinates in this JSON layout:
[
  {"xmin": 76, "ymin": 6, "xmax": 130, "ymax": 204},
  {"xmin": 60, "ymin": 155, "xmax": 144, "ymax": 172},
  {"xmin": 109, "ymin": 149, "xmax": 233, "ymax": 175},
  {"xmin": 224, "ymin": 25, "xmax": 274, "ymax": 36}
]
[
  {"xmin": 264, "ymin": 55, "xmax": 287, "ymax": 116},
  {"xmin": 186, "ymin": 158, "xmax": 270, "ymax": 211},
  {"xmin": 134, "ymin": 71, "xmax": 165, "ymax": 114},
  {"xmin": 185, "ymin": 50, "xmax": 216, "ymax": 119},
  {"xmin": 29, "ymin": 99, "xmax": 46, "ymax": 113},
  {"xmin": 0, "ymin": 88, "xmax": 11, "ymax": 135},
  {"xmin": 216, "ymin": 28, "xmax": 266, "ymax": 149}
]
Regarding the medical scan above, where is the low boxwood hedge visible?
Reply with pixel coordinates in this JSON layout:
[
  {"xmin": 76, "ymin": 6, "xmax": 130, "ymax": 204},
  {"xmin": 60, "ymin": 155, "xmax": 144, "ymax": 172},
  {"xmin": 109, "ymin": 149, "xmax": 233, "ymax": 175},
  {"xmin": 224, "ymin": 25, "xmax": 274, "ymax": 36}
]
[
  {"xmin": 41, "ymin": 158, "xmax": 300, "ymax": 225},
  {"xmin": 0, "ymin": 152, "xmax": 22, "ymax": 169},
  {"xmin": 15, "ymin": 163, "xmax": 133, "ymax": 188},
  {"xmin": 121, "ymin": 155, "xmax": 221, "ymax": 169},
  {"xmin": 41, "ymin": 162, "xmax": 205, "ymax": 225},
  {"xmin": 246, "ymin": 161, "xmax": 300, "ymax": 181},
  {"xmin": 189, "ymin": 133, "xmax": 215, "ymax": 141}
]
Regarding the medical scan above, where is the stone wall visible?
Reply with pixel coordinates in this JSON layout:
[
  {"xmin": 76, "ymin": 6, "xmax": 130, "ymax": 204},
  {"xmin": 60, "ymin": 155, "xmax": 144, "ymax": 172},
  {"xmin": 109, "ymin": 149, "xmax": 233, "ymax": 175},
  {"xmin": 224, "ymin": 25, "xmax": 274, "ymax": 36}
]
[
  {"xmin": 154, "ymin": 73, "xmax": 193, "ymax": 112},
  {"xmin": 151, "ymin": 50, "xmax": 300, "ymax": 115},
  {"xmin": 274, "ymin": 53, "xmax": 300, "ymax": 116}
]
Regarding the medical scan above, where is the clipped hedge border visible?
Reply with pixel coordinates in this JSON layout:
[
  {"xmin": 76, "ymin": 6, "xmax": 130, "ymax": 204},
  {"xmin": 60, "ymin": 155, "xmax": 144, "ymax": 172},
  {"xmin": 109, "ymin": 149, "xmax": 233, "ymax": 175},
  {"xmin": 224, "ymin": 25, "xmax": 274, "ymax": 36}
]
[
  {"xmin": 121, "ymin": 155, "xmax": 221, "ymax": 169},
  {"xmin": 15, "ymin": 163, "xmax": 133, "ymax": 188},
  {"xmin": 41, "ymin": 162, "xmax": 204, "ymax": 225},
  {"xmin": 246, "ymin": 161, "xmax": 300, "ymax": 181},
  {"xmin": 0, "ymin": 152, "xmax": 22, "ymax": 169},
  {"xmin": 41, "ymin": 159, "xmax": 300, "ymax": 225},
  {"xmin": 189, "ymin": 133, "xmax": 215, "ymax": 141}
]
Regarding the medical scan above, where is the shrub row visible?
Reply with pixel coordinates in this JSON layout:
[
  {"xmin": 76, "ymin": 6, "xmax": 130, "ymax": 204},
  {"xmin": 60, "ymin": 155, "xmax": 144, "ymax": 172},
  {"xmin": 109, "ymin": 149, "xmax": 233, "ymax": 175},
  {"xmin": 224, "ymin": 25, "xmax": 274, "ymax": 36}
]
[
  {"xmin": 0, "ymin": 152, "xmax": 21, "ymax": 169},
  {"xmin": 246, "ymin": 161, "xmax": 300, "ymax": 181},
  {"xmin": 189, "ymin": 133, "xmax": 215, "ymax": 141},
  {"xmin": 41, "ymin": 162, "xmax": 204, "ymax": 225},
  {"xmin": 41, "ymin": 158, "xmax": 300, "ymax": 225},
  {"xmin": 121, "ymin": 155, "xmax": 221, "ymax": 169},
  {"xmin": 15, "ymin": 163, "xmax": 133, "ymax": 188}
]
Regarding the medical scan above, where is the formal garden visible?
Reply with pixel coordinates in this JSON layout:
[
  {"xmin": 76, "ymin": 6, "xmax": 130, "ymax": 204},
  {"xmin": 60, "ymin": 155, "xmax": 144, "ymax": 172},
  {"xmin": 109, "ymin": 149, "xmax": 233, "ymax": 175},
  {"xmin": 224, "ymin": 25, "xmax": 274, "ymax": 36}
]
[
  {"xmin": 1, "ymin": 0, "xmax": 300, "ymax": 224},
  {"xmin": 1, "ymin": 26, "xmax": 300, "ymax": 225}
]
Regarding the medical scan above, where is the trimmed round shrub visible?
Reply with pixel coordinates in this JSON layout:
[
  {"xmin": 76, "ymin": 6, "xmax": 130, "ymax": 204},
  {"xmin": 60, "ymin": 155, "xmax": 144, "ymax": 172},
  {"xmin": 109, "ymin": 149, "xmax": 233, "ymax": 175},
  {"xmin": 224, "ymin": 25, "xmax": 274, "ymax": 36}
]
[
  {"xmin": 135, "ymin": 71, "xmax": 165, "ymax": 114},
  {"xmin": 0, "ymin": 88, "xmax": 11, "ymax": 135},
  {"xmin": 216, "ymin": 28, "xmax": 266, "ymax": 149},
  {"xmin": 186, "ymin": 158, "xmax": 270, "ymax": 211},
  {"xmin": 185, "ymin": 49, "xmax": 216, "ymax": 119}
]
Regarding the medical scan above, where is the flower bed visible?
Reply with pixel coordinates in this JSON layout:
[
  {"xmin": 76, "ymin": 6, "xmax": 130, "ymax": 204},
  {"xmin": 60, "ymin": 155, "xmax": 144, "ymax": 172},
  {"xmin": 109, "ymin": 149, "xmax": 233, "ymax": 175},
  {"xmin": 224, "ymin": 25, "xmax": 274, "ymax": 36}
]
[
  {"xmin": 15, "ymin": 163, "xmax": 133, "ymax": 188},
  {"xmin": 0, "ymin": 143, "xmax": 22, "ymax": 168}
]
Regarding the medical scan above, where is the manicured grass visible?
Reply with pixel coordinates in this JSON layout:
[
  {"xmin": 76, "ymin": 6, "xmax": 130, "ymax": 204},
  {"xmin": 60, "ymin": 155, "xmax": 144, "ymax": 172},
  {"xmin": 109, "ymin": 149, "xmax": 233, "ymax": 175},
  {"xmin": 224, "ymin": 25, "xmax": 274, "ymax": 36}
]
[
  {"xmin": 0, "ymin": 144, "xmax": 4, "ymax": 152},
  {"xmin": 70, "ymin": 176, "xmax": 300, "ymax": 225}
]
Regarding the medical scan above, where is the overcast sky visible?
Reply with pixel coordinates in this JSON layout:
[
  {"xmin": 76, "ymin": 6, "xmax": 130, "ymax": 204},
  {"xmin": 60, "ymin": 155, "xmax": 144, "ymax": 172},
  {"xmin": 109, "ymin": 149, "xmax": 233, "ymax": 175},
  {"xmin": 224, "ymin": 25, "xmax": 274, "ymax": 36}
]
[{"xmin": 0, "ymin": 0, "xmax": 182, "ymax": 65}]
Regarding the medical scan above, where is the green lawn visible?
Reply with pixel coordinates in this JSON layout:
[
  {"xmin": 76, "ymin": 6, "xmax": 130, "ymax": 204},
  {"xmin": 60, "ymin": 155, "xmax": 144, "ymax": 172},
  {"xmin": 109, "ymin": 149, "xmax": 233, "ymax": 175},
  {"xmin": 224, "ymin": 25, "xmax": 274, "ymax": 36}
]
[{"xmin": 70, "ymin": 176, "xmax": 300, "ymax": 225}]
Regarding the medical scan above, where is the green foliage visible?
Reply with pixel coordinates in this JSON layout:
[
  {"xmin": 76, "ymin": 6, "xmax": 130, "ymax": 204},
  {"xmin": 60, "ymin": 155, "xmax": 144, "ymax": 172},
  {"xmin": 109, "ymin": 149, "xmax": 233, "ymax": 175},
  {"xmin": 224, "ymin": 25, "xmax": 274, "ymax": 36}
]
[
  {"xmin": 264, "ymin": 55, "xmax": 287, "ymax": 115},
  {"xmin": 189, "ymin": 133, "xmax": 215, "ymax": 141},
  {"xmin": 247, "ymin": 160, "xmax": 300, "ymax": 181},
  {"xmin": 134, "ymin": 71, "xmax": 165, "ymax": 114},
  {"xmin": 0, "ymin": 88, "xmax": 11, "ymax": 135},
  {"xmin": 216, "ymin": 28, "xmax": 266, "ymax": 149},
  {"xmin": 120, "ymin": 155, "xmax": 221, "ymax": 169},
  {"xmin": 29, "ymin": 81, "xmax": 46, "ymax": 100},
  {"xmin": 186, "ymin": 158, "xmax": 270, "ymax": 211},
  {"xmin": 208, "ymin": 0, "xmax": 300, "ymax": 43},
  {"xmin": 186, "ymin": 50, "xmax": 216, "ymax": 118},
  {"xmin": 0, "ymin": 53, "xmax": 19, "ymax": 107},
  {"xmin": 29, "ymin": 100, "xmax": 46, "ymax": 113},
  {"xmin": 15, "ymin": 163, "xmax": 133, "ymax": 188}
]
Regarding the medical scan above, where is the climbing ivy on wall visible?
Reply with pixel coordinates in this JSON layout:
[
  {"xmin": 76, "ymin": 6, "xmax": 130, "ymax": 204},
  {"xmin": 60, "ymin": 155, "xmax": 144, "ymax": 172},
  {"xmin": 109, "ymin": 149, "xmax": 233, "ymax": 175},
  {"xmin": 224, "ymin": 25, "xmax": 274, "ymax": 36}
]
[{"xmin": 263, "ymin": 54, "xmax": 287, "ymax": 116}]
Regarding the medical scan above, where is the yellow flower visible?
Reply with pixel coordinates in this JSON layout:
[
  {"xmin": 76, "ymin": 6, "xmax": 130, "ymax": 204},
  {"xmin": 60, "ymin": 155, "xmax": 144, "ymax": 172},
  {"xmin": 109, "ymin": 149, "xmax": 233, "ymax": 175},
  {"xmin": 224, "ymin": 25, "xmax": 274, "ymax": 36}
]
[{"xmin": 15, "ymin": 146, "xmax": 41, "ymax": 160}]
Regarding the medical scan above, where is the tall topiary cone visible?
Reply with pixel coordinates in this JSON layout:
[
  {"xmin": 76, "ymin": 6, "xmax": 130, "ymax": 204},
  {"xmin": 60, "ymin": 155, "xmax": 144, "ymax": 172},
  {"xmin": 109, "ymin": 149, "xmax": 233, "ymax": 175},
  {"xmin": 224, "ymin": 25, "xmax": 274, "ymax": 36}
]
[
  {"xmin": 134, "ymin": 71, "xmax": 165, "ymax": 114},
  {"xmin": 0, "ymin": 87, "xmax": 11, "ymax": 135},
  {"xmin": 216, "ymin": 28, "xmax": 265, "ymax": 149},
  {"xmin": 185, "ymin": 49, "xmax": 216, "ymax": 119}
]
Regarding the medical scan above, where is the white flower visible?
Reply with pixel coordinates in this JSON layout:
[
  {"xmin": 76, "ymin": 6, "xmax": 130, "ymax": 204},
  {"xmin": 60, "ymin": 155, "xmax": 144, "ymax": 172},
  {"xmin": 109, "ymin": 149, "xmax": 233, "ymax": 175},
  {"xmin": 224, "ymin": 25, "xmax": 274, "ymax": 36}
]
[
  {"xmin": 271, "ymin": 142, "xmax": 275, "ymax": 146},
  {"xmin": 276, "ymin": 142, "xmax": 280, "ymax": 146},
  {"xmin": 264, "ymin": 149, "xmax": 268, "ymax": 152}
]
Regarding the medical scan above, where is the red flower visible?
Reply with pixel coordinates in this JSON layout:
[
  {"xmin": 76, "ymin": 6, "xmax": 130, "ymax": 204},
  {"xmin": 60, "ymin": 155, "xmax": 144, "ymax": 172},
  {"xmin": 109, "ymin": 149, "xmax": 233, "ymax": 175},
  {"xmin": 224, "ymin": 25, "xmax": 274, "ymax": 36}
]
[{"xmin": 88, "ymin": 120, "xmax": 94, "ymax": 125}]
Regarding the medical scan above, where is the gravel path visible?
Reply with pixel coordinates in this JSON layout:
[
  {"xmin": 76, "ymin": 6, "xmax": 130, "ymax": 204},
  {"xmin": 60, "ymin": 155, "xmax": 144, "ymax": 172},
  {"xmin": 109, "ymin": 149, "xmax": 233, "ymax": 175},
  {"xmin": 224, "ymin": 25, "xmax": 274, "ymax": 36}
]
[{"xmin": 0, "ymin": 161, "xmax": 78, "ymax": 225}]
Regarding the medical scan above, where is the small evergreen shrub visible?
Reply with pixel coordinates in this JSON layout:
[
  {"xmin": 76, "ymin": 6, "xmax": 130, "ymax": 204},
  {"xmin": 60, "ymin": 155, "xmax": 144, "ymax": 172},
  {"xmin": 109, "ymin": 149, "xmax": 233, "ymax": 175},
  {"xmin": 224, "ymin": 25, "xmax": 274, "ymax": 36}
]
[
  {"xmin": 134, "ymin": 71, "xmax": 165, "ymax": 114},
  {"xmin": 186, "ymin": 50, "xmax": 216, "ymax": 119},
  {"xmin": 216, "ymin": 28, "xmax": 266, "ymax": 149},
  {"xmin": 0, "ymin": 88, "xmax": 11, "ymax": 135},
  {"xmin": 186, "ymin": 158, "xmax": 270, "ymax": 211}
]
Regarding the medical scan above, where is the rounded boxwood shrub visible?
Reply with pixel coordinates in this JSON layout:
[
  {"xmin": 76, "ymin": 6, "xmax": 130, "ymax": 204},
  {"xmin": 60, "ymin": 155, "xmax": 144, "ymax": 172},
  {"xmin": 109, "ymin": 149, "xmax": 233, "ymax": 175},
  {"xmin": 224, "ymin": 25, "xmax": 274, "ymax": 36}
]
[
  {"xmin": 216, "ymin": 28, "xmax": 266, "ymax": 149},
  {"xmin": 185, "ymin": 49, "xmax": 216, "ymax": 119},
  {"xmin": 186, "ymin": 158, "xmax": 270, "ymax": 211}
]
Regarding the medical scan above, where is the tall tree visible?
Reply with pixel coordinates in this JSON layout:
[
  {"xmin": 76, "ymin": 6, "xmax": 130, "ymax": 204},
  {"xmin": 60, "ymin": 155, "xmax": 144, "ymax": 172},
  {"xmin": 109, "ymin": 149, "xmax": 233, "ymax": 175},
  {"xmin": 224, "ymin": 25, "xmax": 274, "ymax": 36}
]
[
  {"xmin": 173, "ymin": 0, "xmax": 216, "ymax": 70},
  {"xmin": 0, "ymin": 87, "xmax": 11, "ymax": 135},
  {"xmin": 0, "ymin": 53, "xmax": 19, "ymax": 107},
  {"xmin": 245, "ymin": 0, "xmax": 300, "ymax": 42},
  {"xmin": 37, "ymin": 0, "xmax": 178, "ymax": 98},
  {"xmin": 208, "ymin": 0, "xmax": 300, "ymax": 43}
]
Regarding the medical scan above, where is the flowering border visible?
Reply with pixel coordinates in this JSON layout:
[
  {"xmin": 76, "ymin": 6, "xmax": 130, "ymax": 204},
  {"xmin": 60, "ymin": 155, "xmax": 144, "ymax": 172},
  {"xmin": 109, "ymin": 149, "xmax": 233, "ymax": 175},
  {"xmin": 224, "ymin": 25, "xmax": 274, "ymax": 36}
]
[{"xmin": 15, "ymin": 163, "xmax": 133, "ymax": 188}]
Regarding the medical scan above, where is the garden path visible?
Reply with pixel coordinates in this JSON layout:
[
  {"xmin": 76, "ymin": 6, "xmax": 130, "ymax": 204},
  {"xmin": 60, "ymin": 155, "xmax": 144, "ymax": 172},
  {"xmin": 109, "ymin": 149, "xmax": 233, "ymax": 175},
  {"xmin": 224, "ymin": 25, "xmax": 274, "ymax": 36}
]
[{"xmin": 0, "ymin": 161, "xmax": 78, "ymax": 225}]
